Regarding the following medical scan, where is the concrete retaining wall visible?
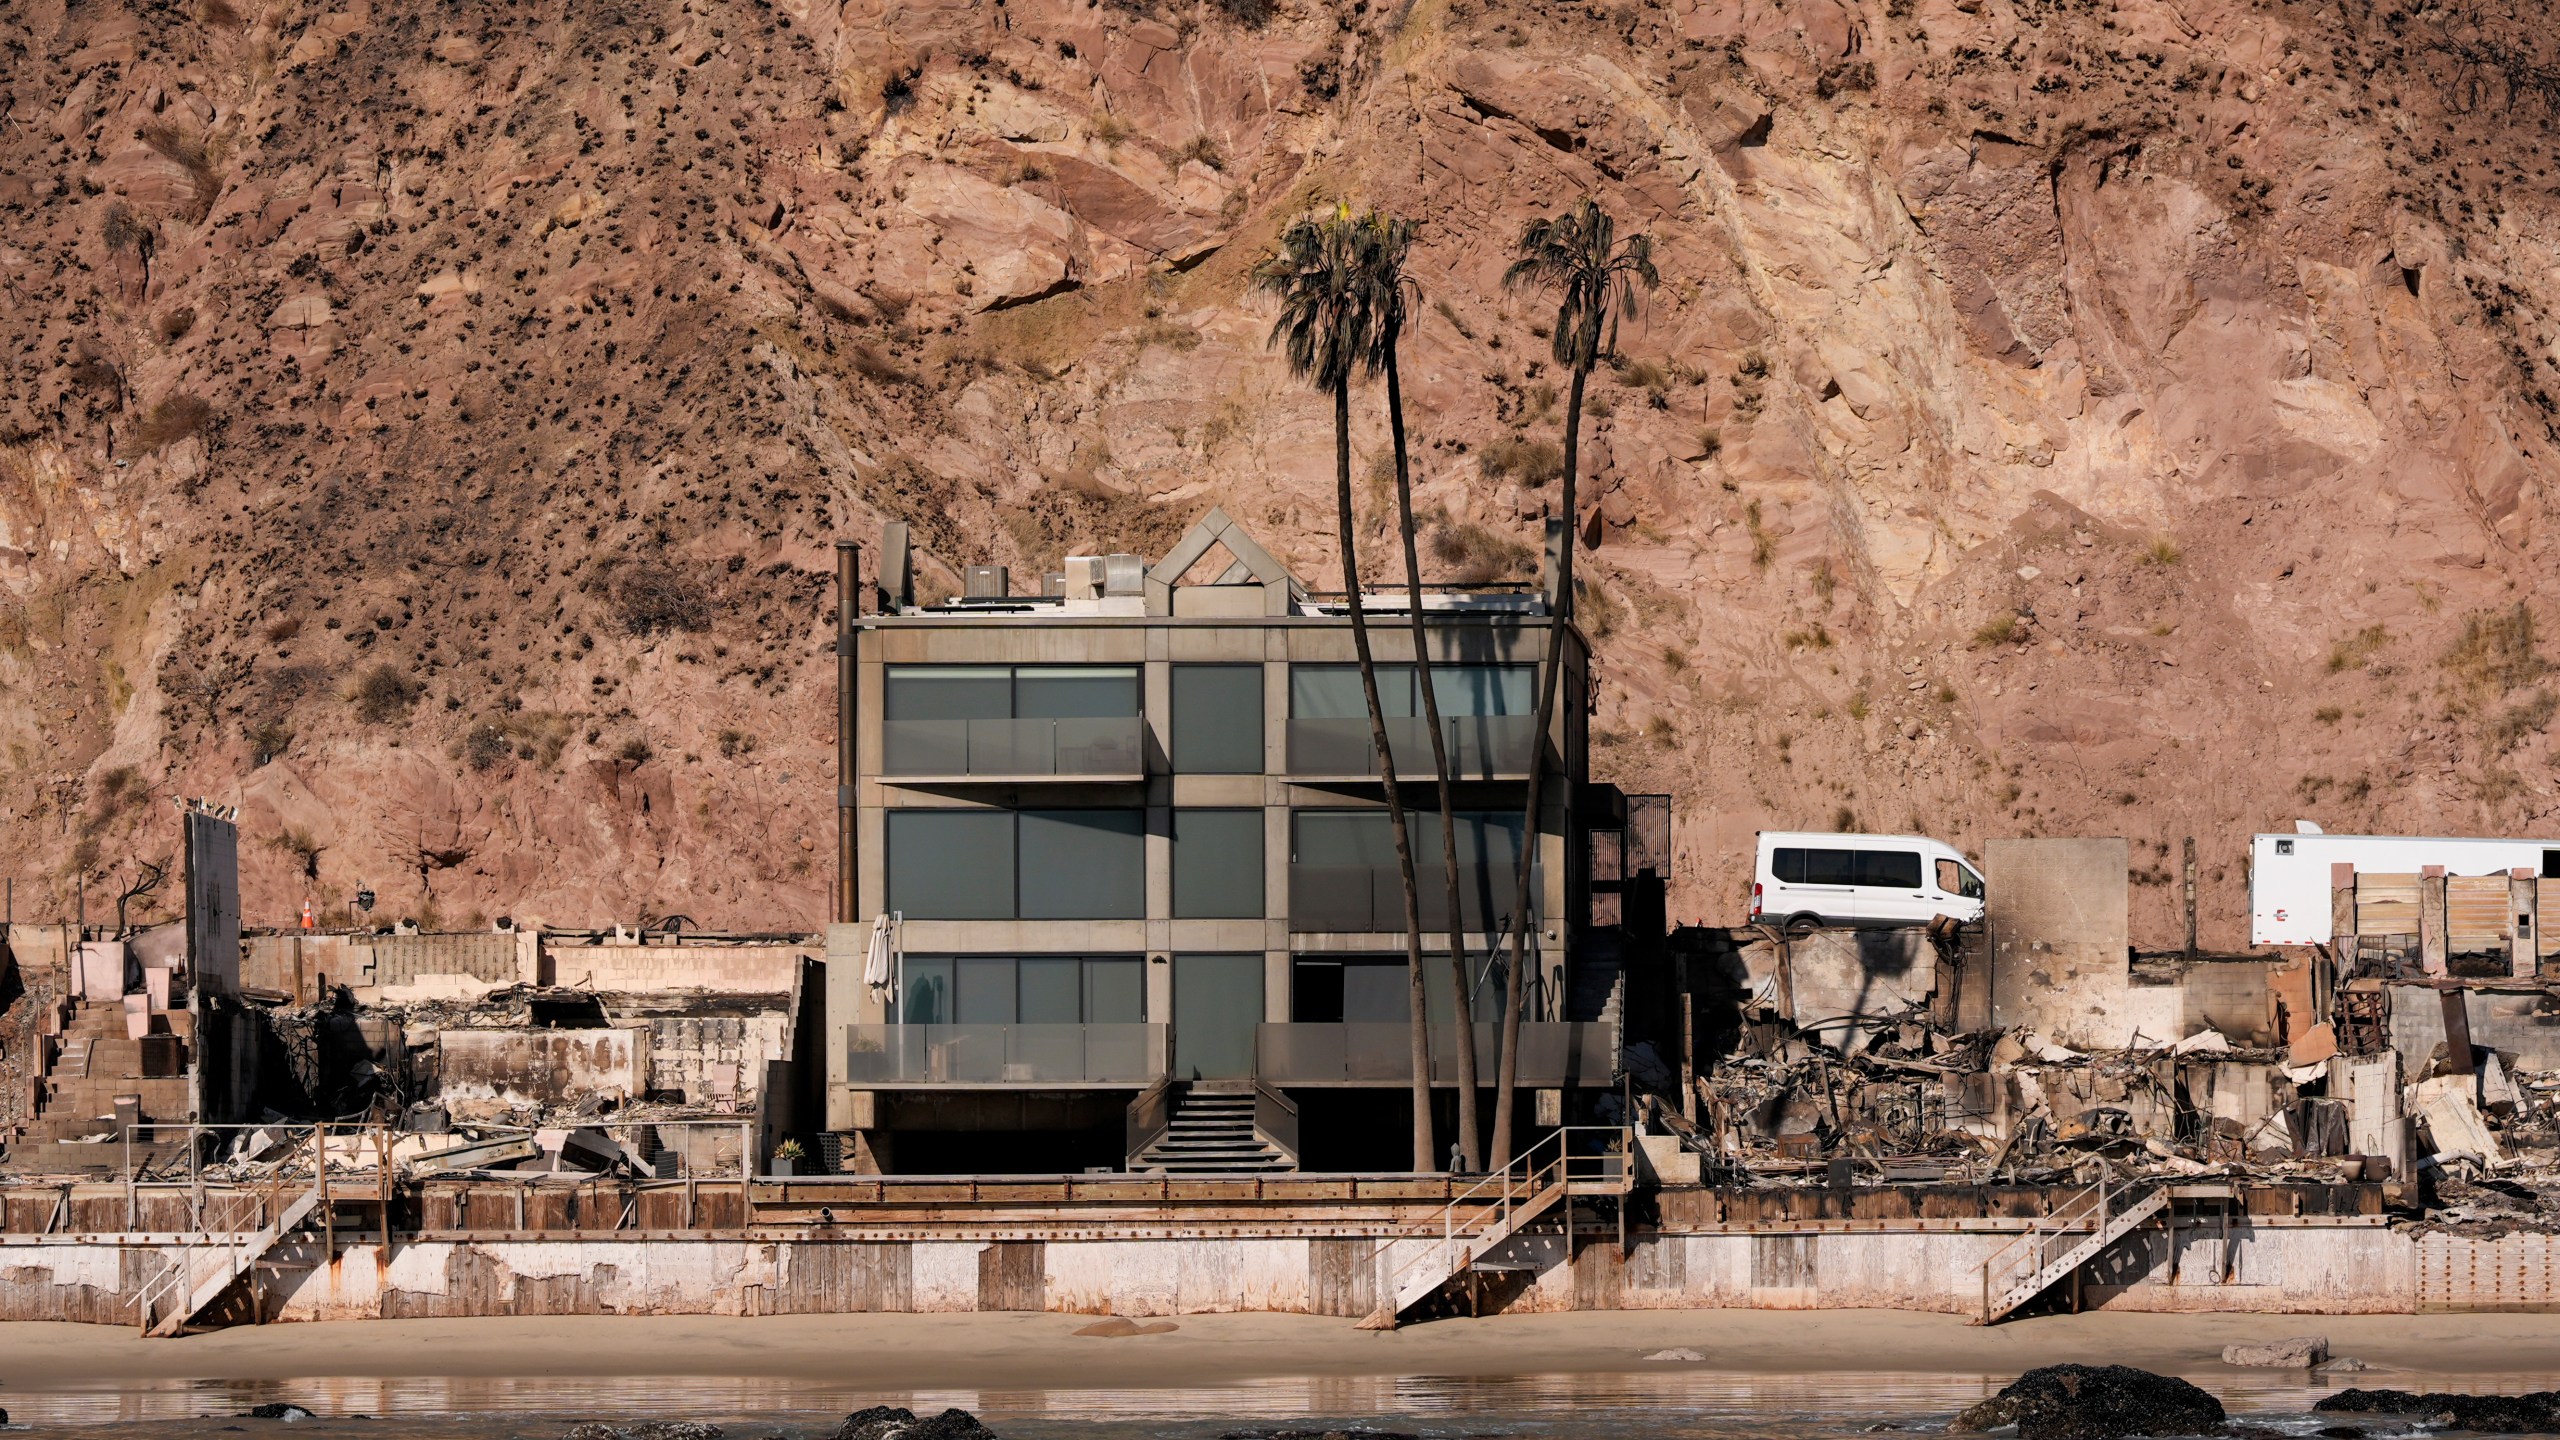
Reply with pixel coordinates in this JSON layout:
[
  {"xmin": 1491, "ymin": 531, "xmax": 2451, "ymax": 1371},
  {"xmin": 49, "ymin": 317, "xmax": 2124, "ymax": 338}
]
[{"xmin": 0, "ymin": 1219, "xmax": 2484, "ymax": 1322}]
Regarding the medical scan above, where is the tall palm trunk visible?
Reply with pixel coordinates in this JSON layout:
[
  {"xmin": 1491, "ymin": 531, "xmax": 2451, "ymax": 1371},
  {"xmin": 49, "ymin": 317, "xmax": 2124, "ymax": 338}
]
[
  {"xmin": 1491, "ymin": 354, "xmax": 1588, "ymax": 1169},
  {"xmin": 1333, "ymin": 372, "xmax": 1436, "ymax": 1173},
  {"xmin": 1385, "ymin": 348, "xmax": 1481, "ymax": 1170}
]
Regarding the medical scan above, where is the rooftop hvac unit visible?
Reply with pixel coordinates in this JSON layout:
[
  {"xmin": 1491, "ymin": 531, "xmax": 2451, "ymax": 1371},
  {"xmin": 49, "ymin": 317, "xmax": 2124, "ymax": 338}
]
[
  {"xmin": 1063, "ymin": 555, "xmax": 1106, "ymax": 600},
  {"xmin": 1102, "ymin": 553, "xmax": 1145, "ymax": 596},
  {"xmin": 964, "ymin": 564, "xmax": 1009, "ymax": 599},
  {"xmin": 1041, "ymin": 571, "xmax": 1067, "ymax": 597}
]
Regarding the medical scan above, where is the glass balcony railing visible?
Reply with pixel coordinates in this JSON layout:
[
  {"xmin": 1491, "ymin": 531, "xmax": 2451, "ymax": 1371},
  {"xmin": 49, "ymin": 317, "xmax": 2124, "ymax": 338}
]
[
  {"xmin": 1252, "ymin": 1022, "xmax": 1610, "ymax": 1086},
  {"xmin": 843, "ymin": 1024, "xmax": 1167, "ymax": 1084},
  {"xmin": 1285, "ymin": 864, "xmax": 1542, "ymax": 933},
  {"xmin": 881, "ymin": 717, "xmax": 1145, "ymax": 778},
  {"xmin": 1284, "ymin": 715, "xmax": 1537, "ymax": 779}
]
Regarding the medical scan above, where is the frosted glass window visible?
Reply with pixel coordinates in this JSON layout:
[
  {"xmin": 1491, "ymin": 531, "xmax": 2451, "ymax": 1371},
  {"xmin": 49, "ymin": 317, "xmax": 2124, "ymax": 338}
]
[
  {"xmin": 1017, "ymin": 957, "xmax": 1083, "ymax": 1024},
  {"xmin": 886, "ymin": 811, "xmax": 1013, "ymax": 918},
  {"xmin": 1083, "ymin": 958, "xmax": 1146, "ymax": 1023},
  {"xmin": 1172, "ymin": 665, "xmax": 1264, "ymax": 773},
  {"xmin": 1015, "ymin": 666, "xmax": 1139, "ymax": 718},
  {"xmin": 1017, "ymin": 809, "xmax": 1144, "ymax": 919},
  {"xmin": 1173, "ymin": 809, "xmax": 1265, "ymax": 919}
]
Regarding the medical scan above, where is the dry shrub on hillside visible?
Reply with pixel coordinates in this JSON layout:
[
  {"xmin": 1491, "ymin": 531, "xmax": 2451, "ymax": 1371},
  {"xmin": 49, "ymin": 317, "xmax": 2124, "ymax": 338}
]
[
  {"xmin": 348, "ymin": 663, "xmax": 422, "ymax": 723},
  {"xmin": 2443, "ymin": 602, "xmax": 2546, "ymax": 696},
  {"xmin": 1479, "ymin": 434, "xmax": 1562, "ymax": 485},
  {"xmin": 134, "ymin": 393, "xmax": 213, "ymax": 452},
  {"xmin": 1429, "ymin": 520, "xmax": 1534, "ymax": 584},
  {"xmin": 611, "ymin": 564, "xmax": 713, "ymax": 636}
]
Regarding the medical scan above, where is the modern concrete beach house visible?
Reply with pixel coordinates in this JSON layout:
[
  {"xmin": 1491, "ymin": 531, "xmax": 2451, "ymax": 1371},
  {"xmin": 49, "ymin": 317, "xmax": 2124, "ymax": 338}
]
[{"xmin": 822, "ymin": 510, "xmax": 1633, "ymax": 1174}]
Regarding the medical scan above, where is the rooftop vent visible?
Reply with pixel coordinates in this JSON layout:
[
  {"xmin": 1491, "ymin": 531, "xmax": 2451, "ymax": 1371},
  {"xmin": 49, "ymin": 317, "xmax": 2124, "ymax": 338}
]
[{"xmin": 965, "ymin": 564, "xmax": 1009, "ymax": 599}]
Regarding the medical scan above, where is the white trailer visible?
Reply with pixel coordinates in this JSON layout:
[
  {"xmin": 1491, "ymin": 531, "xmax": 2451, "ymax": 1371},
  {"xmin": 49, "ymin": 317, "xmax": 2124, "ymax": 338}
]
[{"xmin": 2250, "ymin": 829, "xmax": 2560, "ymax": 945}]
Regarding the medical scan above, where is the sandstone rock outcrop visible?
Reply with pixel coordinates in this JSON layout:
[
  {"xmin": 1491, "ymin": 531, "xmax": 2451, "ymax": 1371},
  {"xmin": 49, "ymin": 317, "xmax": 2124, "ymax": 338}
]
[{"xmin": 4, "ymin": 0, "xmax": 2559, "ymax": 932}]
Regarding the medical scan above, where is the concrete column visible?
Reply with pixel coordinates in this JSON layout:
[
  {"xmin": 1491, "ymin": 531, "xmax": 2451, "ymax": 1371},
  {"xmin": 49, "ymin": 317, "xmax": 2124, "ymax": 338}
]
[
  {"xmin": 2512, "ymin": 868, "xmax": 2537, "ymax": 980},
  {"xmin": 2420, "ymin": 867, "xmax": 2448, "ymax": 977}
]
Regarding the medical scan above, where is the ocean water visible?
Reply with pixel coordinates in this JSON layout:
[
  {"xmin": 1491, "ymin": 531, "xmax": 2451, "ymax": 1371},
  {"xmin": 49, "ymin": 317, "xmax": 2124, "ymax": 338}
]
[{"xmin": 0, "ymin": 1367, "xmax": 2523, "ymax": 1439}]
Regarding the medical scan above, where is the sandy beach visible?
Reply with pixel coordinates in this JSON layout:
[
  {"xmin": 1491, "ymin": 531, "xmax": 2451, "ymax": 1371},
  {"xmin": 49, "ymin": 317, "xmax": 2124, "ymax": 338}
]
[{"xmin": 4, "ymin": 1309, "xmax": 2554, "ymax": 1392}]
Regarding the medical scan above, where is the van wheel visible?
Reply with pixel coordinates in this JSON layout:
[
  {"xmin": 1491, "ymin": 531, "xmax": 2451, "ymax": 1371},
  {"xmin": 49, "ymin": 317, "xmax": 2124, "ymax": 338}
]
[{"xmin": 1782, "ymin": 913, "xmax": 1823, "ymax": 938}]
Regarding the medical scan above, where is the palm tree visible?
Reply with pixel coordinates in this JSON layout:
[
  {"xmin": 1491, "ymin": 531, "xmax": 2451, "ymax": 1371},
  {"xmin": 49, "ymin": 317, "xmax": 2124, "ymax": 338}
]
[
  {"xmin": 1354, "ymin": 211, "xmax": 1482, "ymax": 1171},
  {"xmin": 1254, "ymin": 207, "xmax": 1437, "ymax": 1172},
  {"xmin": 1489, "ymin": 199, "xmax": 1658, "ymax": 1167}
]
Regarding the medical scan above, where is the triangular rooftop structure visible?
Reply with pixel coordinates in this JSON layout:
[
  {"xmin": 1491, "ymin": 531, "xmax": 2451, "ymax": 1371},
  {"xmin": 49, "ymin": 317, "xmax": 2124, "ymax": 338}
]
[{"xmin": 1146, "ymin": 507, "xmax": 1307, "ymax": 617}]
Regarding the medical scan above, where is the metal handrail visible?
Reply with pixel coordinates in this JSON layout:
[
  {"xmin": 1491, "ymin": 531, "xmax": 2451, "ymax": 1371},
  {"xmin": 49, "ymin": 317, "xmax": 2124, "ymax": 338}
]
[
  {"xmin": 131, "ymin": 1125, "xmax": 326, "ymax": 1335},
  {"xmin": 1975, "ymin": 1172, "xmax": 2145, "ymax": 1321},
  {"xmin": 1366, "ymin": 1126, "xmax": 1626, "ymax": 1302}
]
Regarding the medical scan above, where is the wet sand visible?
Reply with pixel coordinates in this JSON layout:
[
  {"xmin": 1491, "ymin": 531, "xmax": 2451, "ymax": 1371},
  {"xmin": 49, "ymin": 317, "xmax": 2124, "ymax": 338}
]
[{"xmin": 4, "ymin": 1309, "xmax": 2552, "ymax": 1390}]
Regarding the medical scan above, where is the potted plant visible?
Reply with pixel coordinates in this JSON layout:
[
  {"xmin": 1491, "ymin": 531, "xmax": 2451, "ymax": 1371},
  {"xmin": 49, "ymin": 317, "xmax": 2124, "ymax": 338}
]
[{"xmin": 771, "ymin": 1138, "xmax": 805, "ymax": 1177}]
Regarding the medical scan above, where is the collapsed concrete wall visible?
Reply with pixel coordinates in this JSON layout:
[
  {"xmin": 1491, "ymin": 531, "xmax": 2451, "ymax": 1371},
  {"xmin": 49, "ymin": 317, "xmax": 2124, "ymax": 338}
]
[
  {"xmin": 437, "ymin": 1027, "xmax": 651, "ymax": 1107},
  {"xmin": 1987, "ymin": 838, "xmax": 2131, "ymax": 1049}
]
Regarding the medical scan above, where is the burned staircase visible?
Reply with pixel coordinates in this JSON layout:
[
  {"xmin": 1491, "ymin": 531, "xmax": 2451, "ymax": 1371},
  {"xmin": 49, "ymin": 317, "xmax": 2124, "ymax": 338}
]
[
  {"xmin": 5, "ymin": 999, "xmax": 192, "ymax": 1175},
  {"xmin": 133, "ymin": 1166, "xmax": 328, "ymax": 1336},
  {"xmin": 1129, "ymin": 1088, "xmax": 1294, "ymax": 1173},
  {"xmin": 1358, "ymin": 1126, "xmax": 1630, "ymax": 1329},
  {"xmin": 1975, "ymin": 1177, "xmax": 2207, "ymax": 1323}
]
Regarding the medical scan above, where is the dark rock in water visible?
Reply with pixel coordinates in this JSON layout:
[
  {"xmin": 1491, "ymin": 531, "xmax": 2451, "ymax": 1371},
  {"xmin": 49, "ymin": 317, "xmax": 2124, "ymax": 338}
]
[
  {"xmin": 248, "ymin": 1405, "xmax": 315, "ymax": 1422},
  {"xmin": 2314, "ymin": 1390, "xmax": 2560, "ymax": 1433},
  {"xmin": 563, "ymin": 1424, "xmax": 723, "ymax": 1440},
  {"xmin": 1950, "ymin": 1365, "xmax": 2227, "ymax": 1440},
  {"xmin": 2316, "ymin": 1428, "xmax": 2367, "ymax": 1439},
  {"xmin": 563, "ymin": 1428, "xmax": 625, "ymax": 1440},
  {"xmin": 834, "ymin": 1407, "xmax": 999, "ymax": 1440}
]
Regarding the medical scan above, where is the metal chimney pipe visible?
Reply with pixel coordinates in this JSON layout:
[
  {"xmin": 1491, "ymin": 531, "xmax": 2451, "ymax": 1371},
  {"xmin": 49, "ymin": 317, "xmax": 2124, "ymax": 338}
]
[{"xmin": 835, "ymin": 541, "xmax": 861, "ymax": 927}]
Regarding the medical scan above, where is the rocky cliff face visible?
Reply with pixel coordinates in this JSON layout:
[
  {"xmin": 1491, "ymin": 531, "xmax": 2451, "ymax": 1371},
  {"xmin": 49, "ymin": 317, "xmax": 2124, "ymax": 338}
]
[{"xmin": 5, "ymin": 0, "xmax": 2558, "ymax": 943}]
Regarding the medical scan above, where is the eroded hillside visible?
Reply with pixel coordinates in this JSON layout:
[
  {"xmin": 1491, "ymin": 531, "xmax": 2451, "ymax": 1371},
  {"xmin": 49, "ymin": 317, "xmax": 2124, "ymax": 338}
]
[{"xmin": 5, "ymin": 0, "xmax": 2560, "ymax": 940}]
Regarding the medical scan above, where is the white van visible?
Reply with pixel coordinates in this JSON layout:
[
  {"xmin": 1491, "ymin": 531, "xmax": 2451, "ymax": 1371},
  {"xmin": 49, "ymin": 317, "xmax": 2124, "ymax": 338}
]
[{"xmin": 1751, "ymin": 831, "xmax": 1987, "ymax": 934}]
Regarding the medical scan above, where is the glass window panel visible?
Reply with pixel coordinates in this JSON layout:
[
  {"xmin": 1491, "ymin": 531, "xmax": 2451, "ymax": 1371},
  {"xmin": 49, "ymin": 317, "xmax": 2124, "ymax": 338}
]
[
  {"xmin": 887, "ymin": 811, "xmax": 1013, "ymax": 918},
  {"xmin": 901, "ymin": 958, "xmax": 954, "ymax": 1025},
  {"xmin": 1083, "ymin": 958, "xmax": 1145, "ymax": 1023},
  {"xmin": 1015, "ymin": 666, "xmax": 1139, "ymax": 718},
  {"xmin": 1862, "ymin": 850, "xmax": 1923, "ymax": 889},
  {"xmin": 1292, "ymin": 811, "xmax": 1398, "ymax": 867},
  {"xmin": 1174, "ymin": 809, "xmax": 1265, "ymax": 919},
  {"xmin": 1290, "ymin": 664, "xmax": 1415, "ymax": 718},
  {"xmin": 1801, "ymin": 849, "xmax": 1862, "ymax": 886},
  {"xmin": 885, "ymin": 667, "xmax": 1012, "ymax": 720},
  {"xmin": 1173, "ymin": 953, "xmax": 1264, "ymax": 1081},
  {"xmin": 1427, "ymin": 664, "xmax": 1535, "ymax": 717},
  {"xmin": 955, "ymin": 957, "xmax": 1017, "ymax": 1024},
  {"xmin": 1172, "ymin": 665, "xmax": 1264, "ymax": 773},
  {"xmin": 1017, "ymin": 957, "xmax": 1082, "ymax": 1024},
  {"xmin": 1017, "ymin": 809, "xmax": 1144, "ymax": 919},
  {"xmin": 1773, "ymin": 848, "xmax": 1807, "ymax": 884},
  {"xmin": 1340, "ymin": 959, "xmax": 1411, "ymax": 1023}
]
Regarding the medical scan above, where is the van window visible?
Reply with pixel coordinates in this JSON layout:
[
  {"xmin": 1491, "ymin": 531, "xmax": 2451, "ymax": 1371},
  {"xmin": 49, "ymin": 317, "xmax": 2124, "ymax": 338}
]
[
  {"xmin": 1779, "ymin": 848, "xmax": 1862, "ymax": 886},
  {"xmin": 1862, "ymin": 851, "xmax": 1922, "ymax": 889},
  {"xmin": 1937, "ymin": 859, "xmax": 1987, "ymax": 898}
]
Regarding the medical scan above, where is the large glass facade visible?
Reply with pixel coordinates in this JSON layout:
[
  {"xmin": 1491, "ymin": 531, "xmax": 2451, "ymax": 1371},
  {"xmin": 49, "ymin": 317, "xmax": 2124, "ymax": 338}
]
[
  {"xmin": 1286, "ymin": 664, "xmax": 1539, "ymax": 777},
  {"xmin": 883, "ymin": 665, "xmax": 1142, "ymax": 775},
  {"xmin": 1285, "ymin": 810, "xmax": 1533, "ymax": 931},
  {"xmin": 1171, "ymin": 664, "xmax": 1264, "ymax": 773},
  {"xmin": 896, "ymin": 955, "xmax": 1146, "ymax": 1023},
  {"xmin": 887, "ymin": 809, "xmax": 1143, "ymax": 919}
]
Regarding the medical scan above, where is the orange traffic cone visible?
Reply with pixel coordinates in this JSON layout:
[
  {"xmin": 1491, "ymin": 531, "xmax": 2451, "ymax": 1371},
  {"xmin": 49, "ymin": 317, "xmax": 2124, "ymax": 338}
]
[{"xmin": 301, "ymin": 898, "xmax": 316, "ymax": 930}]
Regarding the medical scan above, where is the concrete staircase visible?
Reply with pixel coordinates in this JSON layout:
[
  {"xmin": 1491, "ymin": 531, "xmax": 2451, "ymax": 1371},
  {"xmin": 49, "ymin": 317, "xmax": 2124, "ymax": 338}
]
[
  {"xmin": 5, "ymin": 1000, "xmax": 191, "ymax": 1175},
  {"xmin": 1129, "ymin": 1090, "xmax": 1292, "ymax": 1173}
]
